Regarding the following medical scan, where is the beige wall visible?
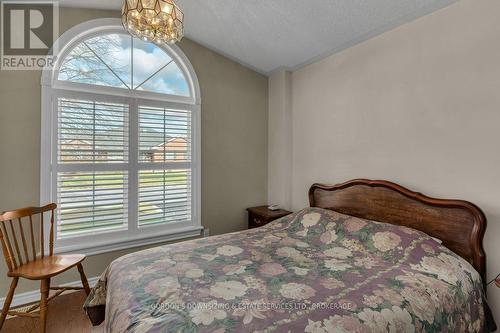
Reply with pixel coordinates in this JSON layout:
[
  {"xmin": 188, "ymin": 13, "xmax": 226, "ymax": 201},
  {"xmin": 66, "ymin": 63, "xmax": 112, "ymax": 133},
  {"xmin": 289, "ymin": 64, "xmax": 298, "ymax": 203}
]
[
  {"xmin": 269, "ymin": 0, "xmax": 499, "ymax": 320},
  {"xmin": 0, "ymin": 7, "xmax": 267, "ymax": 295},
  {"xmin": 268, "ymin": 70, "xmax": 292, "ymax": 209}
]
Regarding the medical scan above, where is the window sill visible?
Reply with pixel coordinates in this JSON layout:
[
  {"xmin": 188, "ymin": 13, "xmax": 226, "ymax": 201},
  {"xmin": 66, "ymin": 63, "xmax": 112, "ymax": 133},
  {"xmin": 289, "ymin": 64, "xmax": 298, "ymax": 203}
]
[{"xmin": 54, "ymin": 226, "xmax": 204, "ymax": 256}]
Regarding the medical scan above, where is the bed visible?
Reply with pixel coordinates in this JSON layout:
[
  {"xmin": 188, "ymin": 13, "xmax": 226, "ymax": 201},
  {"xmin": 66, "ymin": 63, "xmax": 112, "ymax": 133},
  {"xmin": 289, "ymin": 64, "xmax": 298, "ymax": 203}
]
[{"xmin": 84, "ymin": 179, "xmax": 497, "ymax": 332}]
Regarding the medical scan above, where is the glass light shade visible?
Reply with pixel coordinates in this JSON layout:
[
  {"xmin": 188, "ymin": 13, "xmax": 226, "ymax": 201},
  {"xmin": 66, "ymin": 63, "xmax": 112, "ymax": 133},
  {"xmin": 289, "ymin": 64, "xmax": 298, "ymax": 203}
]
[{"xmin": 122, "ymin": 0, "xmax": 184, "ymax": 45}]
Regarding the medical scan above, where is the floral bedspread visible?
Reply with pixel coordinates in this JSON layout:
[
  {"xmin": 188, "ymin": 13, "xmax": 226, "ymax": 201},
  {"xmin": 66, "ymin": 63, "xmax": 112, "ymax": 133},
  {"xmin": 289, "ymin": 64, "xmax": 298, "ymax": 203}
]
[{"xmin": 84, "ymin": 208, "xmax": 496, "ymax": 332}]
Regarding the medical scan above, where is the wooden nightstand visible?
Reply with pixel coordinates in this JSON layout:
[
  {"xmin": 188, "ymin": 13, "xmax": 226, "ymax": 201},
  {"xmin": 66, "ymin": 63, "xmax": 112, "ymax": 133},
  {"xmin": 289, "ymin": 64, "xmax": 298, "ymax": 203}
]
[{"xmin": 246, "ymin": 206, "xmax": 292, "ymax": 229}]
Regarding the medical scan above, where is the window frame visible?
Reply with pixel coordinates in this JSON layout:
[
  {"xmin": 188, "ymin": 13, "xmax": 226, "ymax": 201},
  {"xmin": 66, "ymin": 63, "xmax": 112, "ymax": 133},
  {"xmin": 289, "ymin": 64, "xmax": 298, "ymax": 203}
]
[{"xmin": 41, "ymin": 18, "xmax": 202, "ymax": 255}]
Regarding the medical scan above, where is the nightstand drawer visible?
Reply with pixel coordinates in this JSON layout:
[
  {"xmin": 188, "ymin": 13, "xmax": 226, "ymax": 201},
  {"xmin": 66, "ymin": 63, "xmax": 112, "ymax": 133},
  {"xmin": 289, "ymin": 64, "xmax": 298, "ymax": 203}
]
[{"xmin": 252, "ymin": 216, "xmax": 265, "ymax": 226}]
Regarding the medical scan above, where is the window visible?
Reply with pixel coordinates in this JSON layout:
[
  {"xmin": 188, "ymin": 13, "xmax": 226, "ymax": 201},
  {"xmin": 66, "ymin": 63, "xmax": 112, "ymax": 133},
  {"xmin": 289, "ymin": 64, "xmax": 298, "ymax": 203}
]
[{"xmin": 41, "ymin": 19, "xmax": 201, "ymax": 254}]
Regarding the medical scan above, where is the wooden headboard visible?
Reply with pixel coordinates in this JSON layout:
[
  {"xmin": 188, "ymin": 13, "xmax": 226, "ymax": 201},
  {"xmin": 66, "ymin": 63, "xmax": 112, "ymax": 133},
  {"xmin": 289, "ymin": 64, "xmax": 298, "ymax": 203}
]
[{"xmin": 309, "ymin": 179, "xmax": 487, "ymax": 282}]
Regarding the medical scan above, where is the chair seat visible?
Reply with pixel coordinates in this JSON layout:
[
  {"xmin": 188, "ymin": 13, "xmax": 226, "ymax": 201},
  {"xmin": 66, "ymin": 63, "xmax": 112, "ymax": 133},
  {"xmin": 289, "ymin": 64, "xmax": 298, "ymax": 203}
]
[{"xmin": 8, "ymin": 254, "xmax": 86, "ymax": 280}]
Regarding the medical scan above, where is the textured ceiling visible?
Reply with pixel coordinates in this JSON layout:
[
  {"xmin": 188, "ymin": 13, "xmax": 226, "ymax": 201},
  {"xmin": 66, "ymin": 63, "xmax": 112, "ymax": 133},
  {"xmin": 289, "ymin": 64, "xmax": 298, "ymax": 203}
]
[{"xmin": 58, "ymin": 0, "xmax": 457, "ymax": 74}]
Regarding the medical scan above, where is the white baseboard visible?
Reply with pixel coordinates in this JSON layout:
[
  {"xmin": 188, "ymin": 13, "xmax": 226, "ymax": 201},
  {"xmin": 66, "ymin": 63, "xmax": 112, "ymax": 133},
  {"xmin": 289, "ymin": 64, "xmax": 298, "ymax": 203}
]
[{"xmin": 0, "ymin": 276, "xmax": 99, "ymax": 308}]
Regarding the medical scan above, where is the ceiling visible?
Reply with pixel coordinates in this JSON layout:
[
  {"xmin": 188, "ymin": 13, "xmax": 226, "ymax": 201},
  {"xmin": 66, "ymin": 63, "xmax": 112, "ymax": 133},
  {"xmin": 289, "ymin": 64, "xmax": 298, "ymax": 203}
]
[{"xmin": 58, "ymin": 0, "xmax": 458, "ymax": 75}]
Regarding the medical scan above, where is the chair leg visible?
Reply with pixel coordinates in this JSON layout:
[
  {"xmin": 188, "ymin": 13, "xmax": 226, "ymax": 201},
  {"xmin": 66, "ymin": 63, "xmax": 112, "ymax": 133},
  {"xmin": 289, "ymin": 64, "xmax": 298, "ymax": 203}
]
[
  {"xmin": 0, "ymin": 277, "xmax": 18, "ymax": 329},
  {"xmin": 77, "ymin": 263, "xmax": 91, "ymax": 295},
  {"xmin": 40, "ymin": 278, "xmax": 50, "ymax": 333}
]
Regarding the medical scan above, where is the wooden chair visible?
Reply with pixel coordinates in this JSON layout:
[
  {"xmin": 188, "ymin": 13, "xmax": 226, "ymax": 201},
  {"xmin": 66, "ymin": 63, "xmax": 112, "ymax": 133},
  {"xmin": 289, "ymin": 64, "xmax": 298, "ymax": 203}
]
[{"xmin": 0, "ymin": 203, "xmax": 90, "ymax": 333}]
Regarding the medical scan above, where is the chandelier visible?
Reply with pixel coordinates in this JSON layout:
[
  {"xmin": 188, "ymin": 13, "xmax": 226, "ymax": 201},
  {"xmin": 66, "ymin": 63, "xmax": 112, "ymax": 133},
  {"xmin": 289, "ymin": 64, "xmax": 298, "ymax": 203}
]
[{"xmin": 122, "ymin": 0, "xmax": 184, "ymax": 45}]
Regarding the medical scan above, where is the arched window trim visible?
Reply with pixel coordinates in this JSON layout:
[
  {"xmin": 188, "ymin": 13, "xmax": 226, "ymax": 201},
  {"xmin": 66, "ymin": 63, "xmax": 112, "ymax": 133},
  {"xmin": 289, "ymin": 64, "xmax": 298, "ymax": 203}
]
[{"xmin": 41, "ymin": 18, "xmax": 202, "ymax": 255}]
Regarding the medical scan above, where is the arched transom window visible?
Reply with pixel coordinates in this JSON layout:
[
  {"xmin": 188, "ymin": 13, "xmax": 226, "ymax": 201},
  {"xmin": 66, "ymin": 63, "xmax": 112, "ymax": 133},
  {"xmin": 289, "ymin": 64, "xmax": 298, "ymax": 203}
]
[
  {"xmin": 41, "ymin": 19, "xmax": 201, "ymax": 254},
  {"xmin": 58, "ymin": 33, "xmax": 189, "ymax": 96}
]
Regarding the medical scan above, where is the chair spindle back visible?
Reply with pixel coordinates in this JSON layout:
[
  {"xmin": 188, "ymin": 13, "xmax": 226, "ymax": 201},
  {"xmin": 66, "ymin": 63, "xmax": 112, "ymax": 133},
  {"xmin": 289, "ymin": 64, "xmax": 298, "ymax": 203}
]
[{"xmin": 0, "ymin": 204, "xmax": 57, "ymax": 273}]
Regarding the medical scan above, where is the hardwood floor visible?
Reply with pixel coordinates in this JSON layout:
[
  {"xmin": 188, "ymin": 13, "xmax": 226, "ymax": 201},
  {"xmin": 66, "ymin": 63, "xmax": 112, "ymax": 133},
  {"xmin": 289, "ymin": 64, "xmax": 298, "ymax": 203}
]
[{"xmin": 2, "ymin": 291, "xmax": 103, "ymax": 333}]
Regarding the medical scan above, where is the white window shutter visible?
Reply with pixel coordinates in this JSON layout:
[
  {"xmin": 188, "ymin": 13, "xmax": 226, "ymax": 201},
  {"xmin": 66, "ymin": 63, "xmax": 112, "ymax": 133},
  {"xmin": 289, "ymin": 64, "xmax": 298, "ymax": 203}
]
[
  {"xmin": 56, "ymin": 98, "xmax": 129, "ymax": 237},
  {"xmin": 138, "ymin": 106, "xmax": 192, "ymax": 226}
]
